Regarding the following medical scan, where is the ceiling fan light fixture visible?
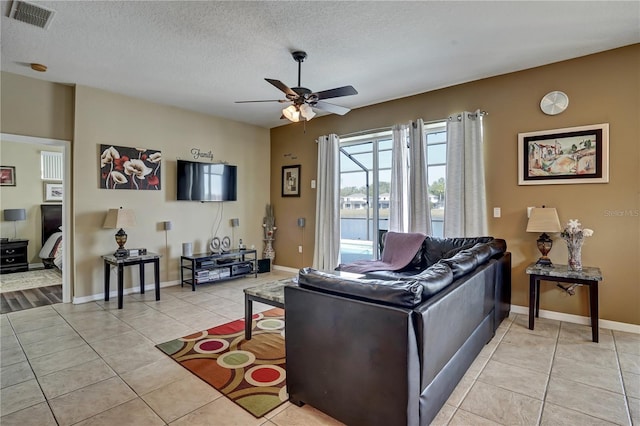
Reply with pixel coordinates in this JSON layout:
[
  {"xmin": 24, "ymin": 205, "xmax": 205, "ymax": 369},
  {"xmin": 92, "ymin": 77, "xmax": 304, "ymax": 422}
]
[
  {"xmin": 282, "ymin": 105, "xmax": 301, "ymax": 122},
  {"xmin": 299, "ymin": 103, "xmax": 316, "ymax": 121}
]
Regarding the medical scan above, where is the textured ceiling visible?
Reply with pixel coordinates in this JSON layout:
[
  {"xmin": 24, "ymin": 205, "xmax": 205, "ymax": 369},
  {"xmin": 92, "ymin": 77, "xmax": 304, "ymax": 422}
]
[{"xmin": 1, "ymin": 1, "xmax": 639, "ymax": 129}]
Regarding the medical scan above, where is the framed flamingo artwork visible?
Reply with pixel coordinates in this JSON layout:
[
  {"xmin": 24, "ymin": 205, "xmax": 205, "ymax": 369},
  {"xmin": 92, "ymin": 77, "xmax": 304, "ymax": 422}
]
[{"xmin": 100, "ymin": 145, "xmax": 162, "ymax": 190}]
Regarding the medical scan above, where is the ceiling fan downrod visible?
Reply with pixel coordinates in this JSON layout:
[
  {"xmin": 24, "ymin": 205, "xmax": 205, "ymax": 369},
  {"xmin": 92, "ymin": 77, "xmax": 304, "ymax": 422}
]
[{"xmin": 291, "ymin": 51, "xmax": 307, "ymax": 88}]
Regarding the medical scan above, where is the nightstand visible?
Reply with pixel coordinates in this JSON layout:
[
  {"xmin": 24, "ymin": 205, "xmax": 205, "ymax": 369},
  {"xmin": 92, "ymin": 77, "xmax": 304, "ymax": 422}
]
[{"xmin": 0, "ymin": 239, "xmax": 29, "ymax": 274}]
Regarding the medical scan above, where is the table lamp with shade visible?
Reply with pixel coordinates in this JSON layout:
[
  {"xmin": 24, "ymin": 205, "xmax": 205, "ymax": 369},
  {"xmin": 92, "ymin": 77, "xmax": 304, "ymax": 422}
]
[
  {"xmin": 4, "ymin": 208, "xmax": 26, "ymax": 239},
  {"xmin": 526, "ymin": 206, "xmax": 561, "ymax": 266},
  {"xmin": 103, "ymin": 207, "xmax": 136, "ymax": 257}
]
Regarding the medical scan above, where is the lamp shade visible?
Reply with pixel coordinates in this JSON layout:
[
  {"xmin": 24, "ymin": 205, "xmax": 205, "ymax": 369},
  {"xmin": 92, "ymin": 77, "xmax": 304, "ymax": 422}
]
[
  {"xmin": 103, "ymin": 208, "xmax": 136, "ymax": 229},
  {"xmin": 4, "ymin": 209, "xmax": 26, "ymax": 222},
  {"xmin": 282, "ymin": 105, "xmax": 301, "ymax": 122},
  {"xmin": 299, "ymin": 104, "xmax": 316, "ymax": 120},
  {"xmin": 526, "ymin": 207, "xmax": 561, "ymax": 233}
]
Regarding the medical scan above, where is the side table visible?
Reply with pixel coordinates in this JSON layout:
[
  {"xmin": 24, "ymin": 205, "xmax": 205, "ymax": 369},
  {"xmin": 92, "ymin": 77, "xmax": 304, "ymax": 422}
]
[
  {"xmin": 526, "ymin": 263, "xmax": 603, "ymax": 342},
  {"xmin": 0, "ymin": 239, "xmax": 29, "ymax": 274},
  {"xmin": 243, "ymin": 278, "xmax": 292, "ymax": 340},
  {"xmin": 102, "ymin": 252, "xmax": 161, "ymax": 309}
]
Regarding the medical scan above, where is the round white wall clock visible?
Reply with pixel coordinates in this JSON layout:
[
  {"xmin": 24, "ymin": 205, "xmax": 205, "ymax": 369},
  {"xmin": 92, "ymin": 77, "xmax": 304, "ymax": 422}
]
[{"xmin": 540, "ymin": 91, "xmax": 569, "ymax": 115}]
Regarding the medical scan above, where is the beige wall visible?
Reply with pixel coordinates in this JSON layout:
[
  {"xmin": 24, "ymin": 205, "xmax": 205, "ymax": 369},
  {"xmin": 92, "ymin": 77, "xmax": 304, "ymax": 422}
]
[
  {"xmin": 0, "ymin": 141, "xmax": 63, "ymax": 263},
  {"xmin": 73, "ymin": 86, "xmax": 270, "ymax": 298},
  {"xmin": 1, "ymin": 72, "xmax": 270, "ymax": 300},
  {"xmin": 270, "ymin": 44, "xmax": 640, "ymax": 325},
  {"xmin": 1, "ymin": 72, "xmax": 75, "ymax": 141}
]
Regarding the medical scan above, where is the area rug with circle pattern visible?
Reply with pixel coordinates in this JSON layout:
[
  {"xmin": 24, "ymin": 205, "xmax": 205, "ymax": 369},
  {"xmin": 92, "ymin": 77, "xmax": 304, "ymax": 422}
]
[{"xmin": 156, "ymin": 308, "xmax": 287, "ymax": 418}]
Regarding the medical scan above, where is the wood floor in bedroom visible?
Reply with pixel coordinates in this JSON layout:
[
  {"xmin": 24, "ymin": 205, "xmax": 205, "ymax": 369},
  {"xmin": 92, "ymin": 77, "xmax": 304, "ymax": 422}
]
[{"xmin": 0, "ymin": 285, "xmax": 62, "ymax": 314}]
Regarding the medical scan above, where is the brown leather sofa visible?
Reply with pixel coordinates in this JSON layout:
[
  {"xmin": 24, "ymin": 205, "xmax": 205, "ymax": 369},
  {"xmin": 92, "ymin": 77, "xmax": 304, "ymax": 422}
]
[{"xmin": 284, "ymin": 237, "xmax": 511, "ymax": 426}]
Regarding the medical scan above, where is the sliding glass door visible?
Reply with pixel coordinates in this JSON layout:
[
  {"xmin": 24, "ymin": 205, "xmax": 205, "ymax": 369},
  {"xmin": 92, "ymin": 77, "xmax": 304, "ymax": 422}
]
[{"xmin": 339, "ymin": 132, "xmax": 392, "ymax": 262}]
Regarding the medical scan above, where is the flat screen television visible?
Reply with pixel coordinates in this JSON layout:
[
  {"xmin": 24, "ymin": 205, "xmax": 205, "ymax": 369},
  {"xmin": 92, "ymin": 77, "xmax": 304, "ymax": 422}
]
[{"xmin": 176, "ymin": 160, "xmax": 237, "ymax": 201}]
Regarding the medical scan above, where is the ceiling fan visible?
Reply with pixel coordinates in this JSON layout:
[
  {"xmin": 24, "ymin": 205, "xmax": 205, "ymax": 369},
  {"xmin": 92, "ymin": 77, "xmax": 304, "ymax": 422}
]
[{"xmin": 236, "ymin": 51, "xmax": 358, "ymax": 122}]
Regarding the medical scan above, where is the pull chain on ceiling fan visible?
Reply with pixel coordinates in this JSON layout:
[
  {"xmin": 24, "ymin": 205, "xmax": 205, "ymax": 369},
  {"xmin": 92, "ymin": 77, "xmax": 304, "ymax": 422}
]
[{"xmin": 236, "ymin": 51, "xmax": 358, "ymax": 123}]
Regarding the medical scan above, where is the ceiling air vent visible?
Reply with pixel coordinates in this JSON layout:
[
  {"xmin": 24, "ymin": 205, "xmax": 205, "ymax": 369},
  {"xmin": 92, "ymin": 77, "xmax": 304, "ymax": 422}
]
[{"xmin": 8, "ymin": 1, "xmax": 55, "ymax": 30}]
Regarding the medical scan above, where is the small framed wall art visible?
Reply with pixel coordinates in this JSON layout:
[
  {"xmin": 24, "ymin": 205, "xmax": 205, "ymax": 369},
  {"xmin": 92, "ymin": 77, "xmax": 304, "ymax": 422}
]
[
  {"xmin": 0, "ymin": 166, "xmax": 16, "ymax": 186},
  {"xmin": 518, "ymin": 123, "xmax": 609, "ymax": 185},
  {"xmin": 44, "ymin": 182, "xmax": 63, "ymax": 202},
  {"xmin": 282, "ymin": 165, "xmax": 301, "ymax": 197}
]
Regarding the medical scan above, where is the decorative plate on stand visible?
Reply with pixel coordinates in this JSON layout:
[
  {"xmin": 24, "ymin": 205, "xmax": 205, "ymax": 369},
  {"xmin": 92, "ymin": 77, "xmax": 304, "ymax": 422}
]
[
  {"xmin": 210, "ymin": 237, "xmax": 220, "ymax": 253},
  {"xmin": 221, "ymin": 236, "xmax": 231, "ymax": 251}
]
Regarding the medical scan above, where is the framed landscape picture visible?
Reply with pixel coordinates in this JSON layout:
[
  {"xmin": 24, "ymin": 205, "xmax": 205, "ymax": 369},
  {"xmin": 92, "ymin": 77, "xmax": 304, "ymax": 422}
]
[
  {"xmin": 282, "ymin": 165, "xmax": 301, "ymax": 197},
  {"xmin": 518, "ymin": 123, "xmax": 609, "ymax": 185},
  {"xmin": 0, "ymin": 166, "xmax": 16, "ymax": 186}
]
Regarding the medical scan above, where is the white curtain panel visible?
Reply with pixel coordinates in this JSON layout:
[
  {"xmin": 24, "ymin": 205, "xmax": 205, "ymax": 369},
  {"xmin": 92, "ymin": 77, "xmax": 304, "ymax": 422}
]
[
  {"xmin": 409, "ymin": 119, "xmax": 432, "ymax": 235},
  {"xmin": 313, "ymin": 134, "xmax": 341, "ymax": 270},
  {"xmin": 389, "ymin": 123, "xmax": 409, "ymax": 232},
  {"xmin": 444, "ymin": 110, "xmax": 488, "ymax": 237}
]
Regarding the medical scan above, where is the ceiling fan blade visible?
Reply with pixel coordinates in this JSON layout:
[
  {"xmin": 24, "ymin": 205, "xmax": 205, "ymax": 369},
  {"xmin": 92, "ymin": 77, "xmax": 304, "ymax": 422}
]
[
  {"xmin": 235, "ymin": 99, "xmax": 287, "ymax": 103},
  {"xmin": 313, "ymin": 101, "xmax": 351, "ymax": 116},
  {"xmin": 314, "ymin": 85, "xmax": 358, "ymax": 100},
  {"xmin": 265, "ymin": 78, "xmax": 298, "ymax": 97}
]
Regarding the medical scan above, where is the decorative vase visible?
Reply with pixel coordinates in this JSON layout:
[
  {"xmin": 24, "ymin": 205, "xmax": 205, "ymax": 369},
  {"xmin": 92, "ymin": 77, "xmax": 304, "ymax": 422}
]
[
  {"xmin": 263, "ymin": 238, "xmax": 275, "ymax": 262},
  {"xmin": 567, "ymin": 243, "xmax": 583, "ymax": 271}
]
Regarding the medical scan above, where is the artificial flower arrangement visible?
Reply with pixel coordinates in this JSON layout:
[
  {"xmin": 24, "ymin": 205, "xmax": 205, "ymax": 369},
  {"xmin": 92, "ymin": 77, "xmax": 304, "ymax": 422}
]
[{"xmin": 560, "ymin": 219, "xmax": 594, "ymax": 271}]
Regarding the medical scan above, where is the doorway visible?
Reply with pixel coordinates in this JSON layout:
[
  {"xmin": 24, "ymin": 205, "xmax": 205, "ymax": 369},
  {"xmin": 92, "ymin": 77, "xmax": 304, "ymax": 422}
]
[{"xmin": 1, "ymin": 132, "xmax": 71, "ymax": 306}]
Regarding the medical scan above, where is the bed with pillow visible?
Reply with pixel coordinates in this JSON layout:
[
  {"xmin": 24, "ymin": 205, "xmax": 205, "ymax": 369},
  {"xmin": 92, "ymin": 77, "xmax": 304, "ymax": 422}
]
[{"xmin": 39, "ymin": 204, "xmax": 63, "ymax": 270}]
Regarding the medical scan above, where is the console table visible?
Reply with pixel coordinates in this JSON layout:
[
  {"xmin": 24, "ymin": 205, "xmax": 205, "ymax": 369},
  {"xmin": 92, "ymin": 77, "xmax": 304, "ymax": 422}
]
[
  {"xmin": 526, "ymin": 263, "xmax": 603, "ymax": 342},
  {"xmin": 102, "ymin": 252, "xmax": 161, "ymax": 309},
  {"xmin": 180, "ymin": 249, "xmax": 257, "ymax": 291}
]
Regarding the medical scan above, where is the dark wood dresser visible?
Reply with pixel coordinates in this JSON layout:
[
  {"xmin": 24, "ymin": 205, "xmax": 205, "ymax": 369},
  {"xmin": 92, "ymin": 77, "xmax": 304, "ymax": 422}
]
[{"xmin": 0, "ymin": 239, "xmax": 29, "ymax": 273}]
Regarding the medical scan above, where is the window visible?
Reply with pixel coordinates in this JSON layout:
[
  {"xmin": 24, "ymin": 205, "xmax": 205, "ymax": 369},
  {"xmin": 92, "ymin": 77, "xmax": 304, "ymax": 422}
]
[
  {"xmin": 338, "ymin": 121, "xmax": 448, "ymax": 261},
  {"xmin": 425, "ymin": 122, "xmax": 447, "ymax": 237},
  {"xmin": 41, "ymin": 151, "xmax": 63, "ymax": 181}
]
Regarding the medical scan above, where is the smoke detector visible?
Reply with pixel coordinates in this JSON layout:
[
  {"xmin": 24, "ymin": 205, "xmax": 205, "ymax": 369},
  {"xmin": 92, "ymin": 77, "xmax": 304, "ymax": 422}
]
[{"xmin": 8, "ymin": 1, "xmax": 56, "ymax": 30}]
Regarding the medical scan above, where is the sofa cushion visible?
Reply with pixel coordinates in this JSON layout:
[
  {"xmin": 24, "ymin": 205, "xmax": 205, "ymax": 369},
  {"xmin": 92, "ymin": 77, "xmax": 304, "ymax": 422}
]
[
  {"xmin": 298, "ymin": 268, "xmax": 423, "ymax": 308},
  {"xmin": 487, "ymin": 239, "xmax": 507, "ymax": 258},
  {"xmin": 423, "ymin": 236, "xmax": 494, "ymax": 267},
  {"xmin": 466, "ymin": 242, "xmax": 493, "ymax": 265},
  {"xmin": 437, "ymin": 250, "xmax": 478, "ymax": 279},
  {"xmin": 411, "ymin": 263, "xmax": 454, "ymax": 298},
  {"xmin": 442, "ymin": 243, "xmax": 476, "ymax": 260},
  {"xmin": 364, "ymin": 269, "xmax": 423, "ymax": 280}
]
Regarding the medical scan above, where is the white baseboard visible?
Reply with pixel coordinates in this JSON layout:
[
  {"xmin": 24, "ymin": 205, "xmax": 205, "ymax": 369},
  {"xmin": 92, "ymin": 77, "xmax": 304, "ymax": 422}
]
[
  {"xmin": 510, "ymin": 305, "xmax": 640, "ymax": 334},
  {"xmin": 272, "ymin": 265, "xmax": 299, "ymax": 273},
  {"xmin": 29, "ymin": 262, "xmax": 45, "ymax": 270},
  {"xmin": 72, "ymin": 280, "xmax": 180, "ymax": 304}
]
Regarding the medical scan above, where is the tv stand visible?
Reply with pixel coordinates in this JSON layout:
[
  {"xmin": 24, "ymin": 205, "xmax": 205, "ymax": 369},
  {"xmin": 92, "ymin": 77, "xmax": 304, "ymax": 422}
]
[{"xmin": 180, "ymin": 249, "xmax": 257, "ymax": 291}]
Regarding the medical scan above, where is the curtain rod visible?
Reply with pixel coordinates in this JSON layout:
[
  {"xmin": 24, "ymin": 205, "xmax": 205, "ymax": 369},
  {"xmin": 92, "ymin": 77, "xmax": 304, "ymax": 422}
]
[
  {"xmin": 449, "ymin": 110, "xmax": 488, "ymax": 121},
  {"xmin": 339, "ymin": 117, "xmax": 447, "ymax": 139},
  {"xmin": 339, "ymin": 126, "xmax": 391, "ymax": 139}
]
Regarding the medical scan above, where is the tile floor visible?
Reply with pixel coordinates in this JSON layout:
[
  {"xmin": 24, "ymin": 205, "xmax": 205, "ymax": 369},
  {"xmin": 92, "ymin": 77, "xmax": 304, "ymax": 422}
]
[{"xmin": 1, "ymin": 271, "xmax": 639, "ymax": 425}]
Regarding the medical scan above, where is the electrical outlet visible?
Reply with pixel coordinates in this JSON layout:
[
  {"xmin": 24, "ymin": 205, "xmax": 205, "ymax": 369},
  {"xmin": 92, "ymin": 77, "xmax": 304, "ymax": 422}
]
[
  {"xmin": 493, "ymin": 207, "xmax": 501, "ymax": 218},
  {"xmin": 311, "ymin": 180, "xmax": 316, "ymax": 189},
  {"xmin": 527, "ymin": 206, "xmax": 535, "ymax": 218},
  {"xmin": 298, "ymin": 245, "xmax": 303, "ymax": 253}
]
